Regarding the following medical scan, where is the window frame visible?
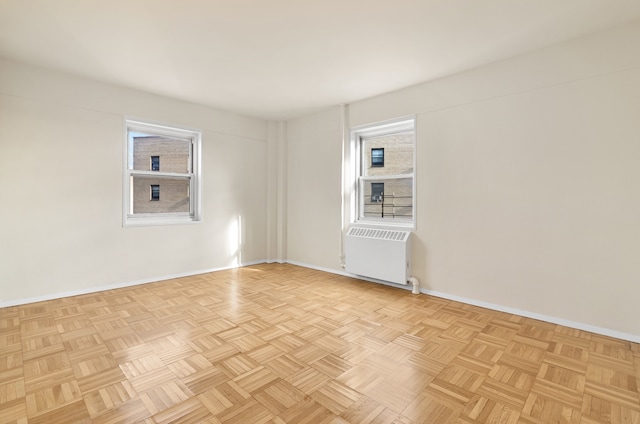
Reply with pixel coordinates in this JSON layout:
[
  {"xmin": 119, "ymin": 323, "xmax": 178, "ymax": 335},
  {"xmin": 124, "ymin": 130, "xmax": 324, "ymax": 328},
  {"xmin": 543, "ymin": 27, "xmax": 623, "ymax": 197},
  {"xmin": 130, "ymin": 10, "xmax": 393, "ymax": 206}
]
[
  {"xmin": 350, "ymin": 116, "xmax": 416, "ymax": 229},
  {"xmin": 123, "ymin": 119, "xmax": 202, "ymax": 227}
]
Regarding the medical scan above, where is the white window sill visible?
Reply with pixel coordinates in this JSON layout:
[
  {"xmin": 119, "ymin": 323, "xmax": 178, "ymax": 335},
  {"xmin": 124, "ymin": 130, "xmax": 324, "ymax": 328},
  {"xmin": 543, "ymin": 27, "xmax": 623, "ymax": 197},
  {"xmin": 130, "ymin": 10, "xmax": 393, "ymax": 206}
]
[
  {"xmin": 123, "ymin": 215, "xmax": 202, "ymax": 227},
  {"xmin": 353, "ymin": 218, "xmax": 415, "ymax": 231}
]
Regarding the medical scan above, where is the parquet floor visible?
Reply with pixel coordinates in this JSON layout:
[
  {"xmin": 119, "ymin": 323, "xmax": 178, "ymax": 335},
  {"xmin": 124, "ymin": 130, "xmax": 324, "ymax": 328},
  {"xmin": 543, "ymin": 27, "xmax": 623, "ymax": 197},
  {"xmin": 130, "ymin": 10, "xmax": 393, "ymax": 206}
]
[{"xmin": 1, "ymin": 264, "xmax": 639, "ymax": 423}]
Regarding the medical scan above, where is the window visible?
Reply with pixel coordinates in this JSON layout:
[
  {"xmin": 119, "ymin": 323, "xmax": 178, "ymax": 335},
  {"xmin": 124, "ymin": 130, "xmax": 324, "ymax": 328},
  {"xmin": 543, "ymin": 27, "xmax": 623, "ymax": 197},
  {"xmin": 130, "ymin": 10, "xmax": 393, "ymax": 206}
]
[
  {"xmin": 371, "ymin": 148, "xmax": 384, "ymax": 167},
  {"xmin": 371, "ymin": 182, "xmax": 384, "ymax": 202},
  {"xmin": 150, "ymin": 185, "xmax": 160, "ymax": 201},
  {"xmin": 124, "ymin": 120, "xmax": 201, "ymax": 226},
  {"xmin": 351, "ymin": 117, "xmax": 415, "ymax": 226}
]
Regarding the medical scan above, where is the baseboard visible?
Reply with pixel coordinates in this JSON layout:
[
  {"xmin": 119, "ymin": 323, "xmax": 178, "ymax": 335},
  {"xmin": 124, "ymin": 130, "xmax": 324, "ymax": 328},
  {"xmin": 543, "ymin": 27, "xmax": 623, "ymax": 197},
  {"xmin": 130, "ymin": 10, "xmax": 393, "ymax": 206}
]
[
  {"xmin": 285, "ymin": 260, "xmax": 353, "ymax": 278},
  {"xmin": 265, "ymin": 259, "xmax": 287, "ymax": 264},
  {"xmin": 420, "ymin": 288, "xmax": 640, "ymax": 344},
  {"xmin": 5, "ymin": 259, "xmax": 638, "ymax": 344},
  {"xmin": 285, "ymin": 260, "xmax": 414, "ymax": 291},
  {"xmin": 285, "ymin": 260, "xmax": 640, "ymax": 344},
  {"xmin": 0, "ymin": 259, "xmax": 267, "ymax": 309}
]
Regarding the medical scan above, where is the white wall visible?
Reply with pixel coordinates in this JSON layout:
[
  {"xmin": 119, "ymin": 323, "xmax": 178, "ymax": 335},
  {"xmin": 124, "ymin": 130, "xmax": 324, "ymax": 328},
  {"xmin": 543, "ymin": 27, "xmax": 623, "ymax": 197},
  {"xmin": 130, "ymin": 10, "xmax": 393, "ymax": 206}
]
[
  {"xmin": 0, "ymin": 59, "xmax": 269, "ymax": 305},
  {"xmin": 286, "ymin": 23, "xmax": 640, "ymax": 338},
  {"xmin": 286, "ymin": 107, "xmax": 344, "ymax": 269}
]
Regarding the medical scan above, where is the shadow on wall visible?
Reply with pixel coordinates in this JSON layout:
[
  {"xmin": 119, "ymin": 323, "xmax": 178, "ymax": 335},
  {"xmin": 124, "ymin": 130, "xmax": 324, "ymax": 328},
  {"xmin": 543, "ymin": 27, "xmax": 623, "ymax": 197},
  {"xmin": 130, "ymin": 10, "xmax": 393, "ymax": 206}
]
[{"xmin": 412, "ymin": 235, "xmax": 427, "ymax": 290}]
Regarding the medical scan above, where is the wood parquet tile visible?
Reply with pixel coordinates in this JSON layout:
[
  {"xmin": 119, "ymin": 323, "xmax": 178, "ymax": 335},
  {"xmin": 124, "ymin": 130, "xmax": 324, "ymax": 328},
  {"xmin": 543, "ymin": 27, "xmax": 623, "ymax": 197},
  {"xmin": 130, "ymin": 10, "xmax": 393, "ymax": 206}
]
[{"xmin": 1, "ymin": 263, "xmax": 639, "ymax": 423}]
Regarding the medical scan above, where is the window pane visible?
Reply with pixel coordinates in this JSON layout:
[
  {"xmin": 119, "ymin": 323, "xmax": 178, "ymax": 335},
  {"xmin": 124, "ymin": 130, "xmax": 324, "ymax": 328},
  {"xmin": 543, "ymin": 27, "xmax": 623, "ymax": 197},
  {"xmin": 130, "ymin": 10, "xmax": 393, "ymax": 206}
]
[
  {"xmin": 363, "ymin": 132, "xmax": 413, "ymax": 177},
  {"xmin": 362, "ymin": 177, "xmax": 413, "ymax": 219},
  {"xmin": 371, "ymin": 182, "xmax": 384, "ymax": 202},
  {"xmin": 371, "ymin": 148, "xmax": 384, "ymax": 167},
  {"xmin": 131, "ymin": 133, "xmax": 190, "ymax": 173},
  {"xmin": 131, "ymin": 176, "xmax": 190, "ymax": 214}
]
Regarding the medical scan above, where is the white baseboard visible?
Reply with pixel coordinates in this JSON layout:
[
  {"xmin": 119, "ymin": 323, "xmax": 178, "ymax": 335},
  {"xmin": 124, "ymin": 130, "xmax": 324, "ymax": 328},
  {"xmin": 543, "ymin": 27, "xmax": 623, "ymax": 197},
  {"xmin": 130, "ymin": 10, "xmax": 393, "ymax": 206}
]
[
  {"xmin": 285, "ymin": 260, "xmax": 640, "ymax": 344},
  {"xmin": 419, "ymin": 288, "xmax": 640, "ymax": 344},
  {"xmin": 5, "ymin": 259, "xmax": 638, "ymax": 344},
  {"xmin": 265, "ymin": 259, "xmax": 287, "ymax": 264},
  {"xmin": 285, "ymin": 260, "xmax": 352, "ymax": 278},
  {"xmin": 0, "ymin": 259, "xmax": 267, "ymax": 309},
  {"xmin": 285, "ymin": 260, "xmax": 415, "ymax": 290}
]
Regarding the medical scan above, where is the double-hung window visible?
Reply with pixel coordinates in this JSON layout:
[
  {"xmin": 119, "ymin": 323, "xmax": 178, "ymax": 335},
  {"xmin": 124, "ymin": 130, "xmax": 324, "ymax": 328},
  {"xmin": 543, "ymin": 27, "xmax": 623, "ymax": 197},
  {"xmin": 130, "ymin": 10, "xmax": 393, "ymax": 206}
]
[
  {"xmin": 352, "ymin": 117, "xmax": 415, "ymax": 226},
  {"xmin": 124, "ymin": 120, "xmax": 202, "ymax": 226}
]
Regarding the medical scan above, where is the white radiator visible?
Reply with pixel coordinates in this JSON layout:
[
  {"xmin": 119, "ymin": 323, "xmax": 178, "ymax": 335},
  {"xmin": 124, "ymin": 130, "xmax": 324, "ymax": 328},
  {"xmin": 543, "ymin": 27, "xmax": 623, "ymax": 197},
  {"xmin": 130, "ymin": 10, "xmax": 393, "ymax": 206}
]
[{"xmin": 345, "ymin": 227, "xmax": 411, "ymax": 285}]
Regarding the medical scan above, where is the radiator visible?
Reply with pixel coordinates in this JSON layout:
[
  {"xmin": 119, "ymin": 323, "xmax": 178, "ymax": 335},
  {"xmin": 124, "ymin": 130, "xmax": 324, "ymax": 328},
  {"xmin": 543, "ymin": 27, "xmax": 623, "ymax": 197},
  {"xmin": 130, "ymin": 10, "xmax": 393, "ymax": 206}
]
[{"xmin": 345, "ymin": 226, "xmax": 411, "ymax": 285}]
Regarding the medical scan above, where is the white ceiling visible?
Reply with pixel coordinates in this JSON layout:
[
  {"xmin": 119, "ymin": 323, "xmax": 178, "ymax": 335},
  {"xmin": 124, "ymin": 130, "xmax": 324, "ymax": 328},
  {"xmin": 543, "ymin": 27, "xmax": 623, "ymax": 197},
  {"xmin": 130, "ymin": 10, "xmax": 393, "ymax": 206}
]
[{"xmin": 2, "ymin": 1, "xmax": 640, "ymax": 120}]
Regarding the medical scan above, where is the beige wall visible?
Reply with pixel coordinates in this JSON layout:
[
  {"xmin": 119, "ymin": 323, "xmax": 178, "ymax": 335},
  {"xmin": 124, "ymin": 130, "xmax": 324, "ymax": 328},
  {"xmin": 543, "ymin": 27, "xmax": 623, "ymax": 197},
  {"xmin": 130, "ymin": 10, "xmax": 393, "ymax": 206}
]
[
  {"xmin": 286, "ymin": 22, "xmax": 640, "ymax": 338},
  {"xmin": 286, "ymin": 107, "xmax": 343, "ymax": 269},
  {"xmin": 0, "ymin": 59, "xmax": 269, "ymax": 305}
]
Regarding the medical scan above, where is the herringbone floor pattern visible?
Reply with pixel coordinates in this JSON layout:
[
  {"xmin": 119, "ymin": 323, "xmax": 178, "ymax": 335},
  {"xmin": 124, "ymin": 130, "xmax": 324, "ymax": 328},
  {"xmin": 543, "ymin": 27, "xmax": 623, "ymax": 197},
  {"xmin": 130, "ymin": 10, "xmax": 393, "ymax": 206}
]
[{"xmin": 1, "ymin": 263, "xmax": 638, "ymax": 423}]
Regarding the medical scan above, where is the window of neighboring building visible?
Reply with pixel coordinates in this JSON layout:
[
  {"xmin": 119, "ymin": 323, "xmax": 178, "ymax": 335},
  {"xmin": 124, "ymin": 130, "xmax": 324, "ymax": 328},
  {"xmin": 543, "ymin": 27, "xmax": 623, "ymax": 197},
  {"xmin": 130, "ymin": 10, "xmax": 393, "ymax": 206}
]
[
  {"xmin": 371, "ymin": 148, "xmax": 384, "ymax": 167},
  {"xmin": 124, "ymin": 119, "xmax": 202, "ymax": 226},
  {"xmin": 150, "ymin": 185, "xmax": 160, "ymax": 201},
  {"xmin": 371, "ymin": 182, "xmax": 384, "ymax": 202},
  {"xmin": 351, "ymin": 117, "xmax": 415, "ymax": 226}
]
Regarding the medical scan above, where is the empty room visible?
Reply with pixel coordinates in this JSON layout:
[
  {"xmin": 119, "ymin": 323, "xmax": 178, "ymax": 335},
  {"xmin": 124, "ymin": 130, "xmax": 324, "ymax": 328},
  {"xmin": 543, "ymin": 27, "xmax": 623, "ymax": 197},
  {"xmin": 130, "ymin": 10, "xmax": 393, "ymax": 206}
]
[{"xmin": 1, "ymin": 1, "xmax": 639, "ymax": 423}]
